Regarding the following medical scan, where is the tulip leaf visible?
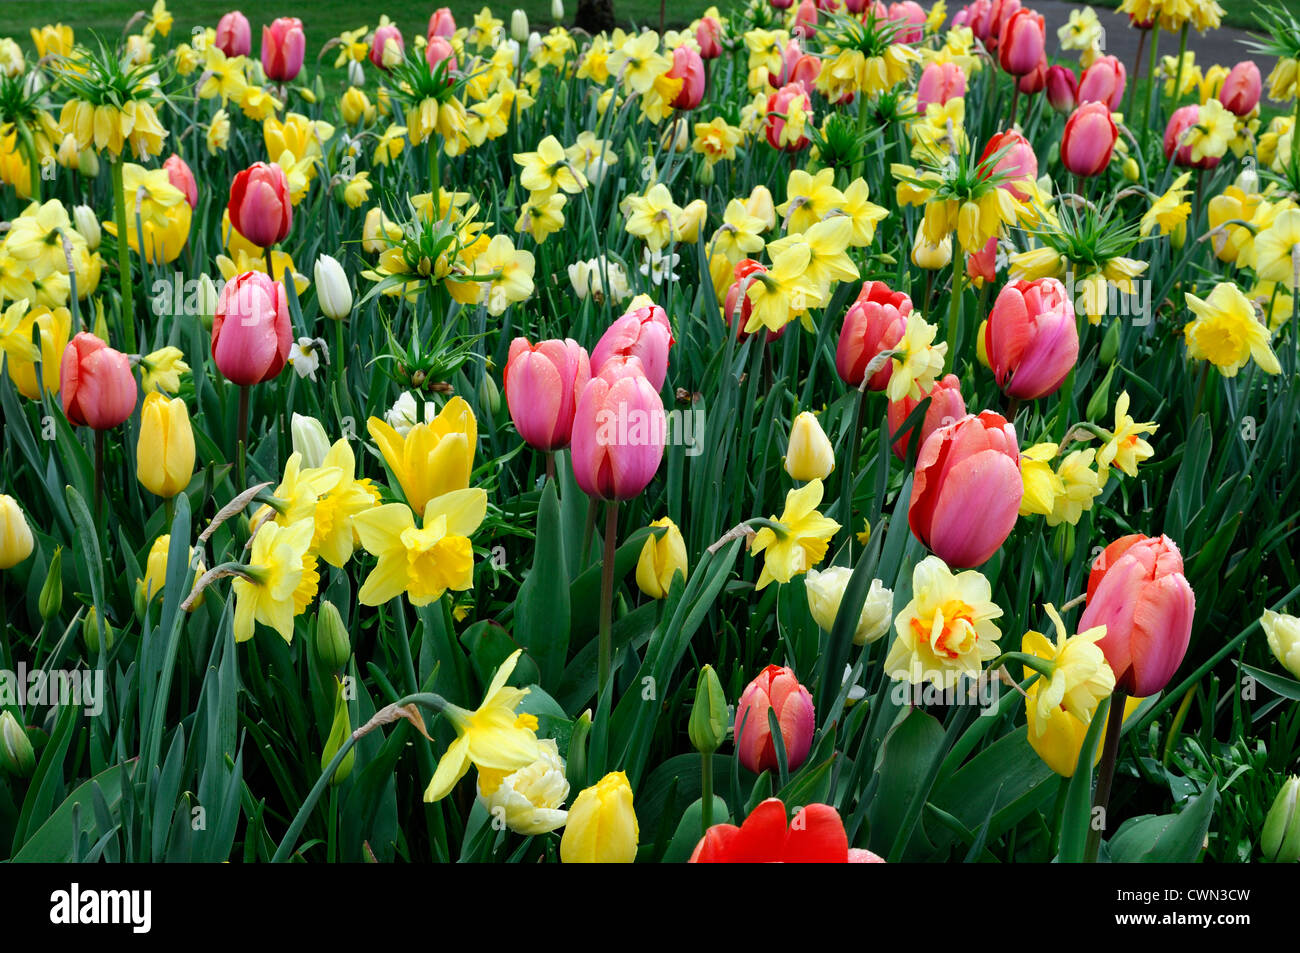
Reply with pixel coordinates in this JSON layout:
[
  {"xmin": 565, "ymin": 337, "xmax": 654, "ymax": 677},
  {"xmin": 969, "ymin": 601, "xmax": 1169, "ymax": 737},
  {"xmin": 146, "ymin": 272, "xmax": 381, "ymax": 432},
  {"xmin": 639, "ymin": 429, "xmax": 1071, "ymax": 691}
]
[
  {"xmin": 512, "ymin": 479, "xmax": 569, "ymax": 689},
  {"xmin": 1107, "ymin": 782, "xmax": 1218, "ymax": 863},
  {"xmin": 12, "ymin": 759, "xmax": 136, "ymax": 862},
  {"xmin": 1057, "ymin": 694, "xmax": 1110, "ymax": 863},
  {"xmin": 865, "ymin": 707, "xmax": 945, "ymax": 861},
  {"xmin": 1236, "ymin": 662, "xmax": 1300, "ymax": 702},
  {"xmin": 930, "ymin": 730, "xmax": 1057, "ymax": 852},
  {"xmin": 661, "ymin": 795, "xmax": 731, "ymax": 863}
]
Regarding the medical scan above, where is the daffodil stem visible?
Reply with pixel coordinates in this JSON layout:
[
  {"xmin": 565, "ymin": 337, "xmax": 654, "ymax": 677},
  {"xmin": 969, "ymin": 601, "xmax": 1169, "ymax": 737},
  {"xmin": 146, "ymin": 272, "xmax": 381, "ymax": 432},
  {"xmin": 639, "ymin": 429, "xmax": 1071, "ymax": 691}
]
[
  {"xmin": 700, "ymin": 750, "xmax": 714, "ymax": 834},
  {"xmin": 1084, "ymin": 687, "xmax": 1129, "ymax": 863},
  {"xmin": 110, "ymin": 157, "xmax": 137, "ymax": 353},
  {"xmin": 237, "ymin": 384, "xmax": 250, "ymax": 491},
  {"xmin": 597, "ymin": 499, "xmax": 618, "ymax": 698},
  {"xmin": 1191, "ymin": 361, "xmax": 1209, "ymax": 420},
  {"xmin": 946, "ymin": 238, "xmax": 964, "ymax": 374}
]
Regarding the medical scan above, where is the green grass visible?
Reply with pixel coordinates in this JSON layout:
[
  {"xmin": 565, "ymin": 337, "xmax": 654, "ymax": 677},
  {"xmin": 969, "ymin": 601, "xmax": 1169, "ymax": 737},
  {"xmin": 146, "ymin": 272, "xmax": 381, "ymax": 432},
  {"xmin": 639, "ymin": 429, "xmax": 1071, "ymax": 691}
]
[{"xmin": 0, "ymin": 0, "xmax": 707, "ymax": 57}]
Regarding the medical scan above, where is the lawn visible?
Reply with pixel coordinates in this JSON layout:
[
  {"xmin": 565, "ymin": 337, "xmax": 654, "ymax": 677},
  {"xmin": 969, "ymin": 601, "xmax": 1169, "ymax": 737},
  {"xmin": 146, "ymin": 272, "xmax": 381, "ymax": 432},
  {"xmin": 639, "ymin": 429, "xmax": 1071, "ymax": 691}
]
[{"xmin": 0, "ymin": 0, "xmax": 711, "ymax": 54}]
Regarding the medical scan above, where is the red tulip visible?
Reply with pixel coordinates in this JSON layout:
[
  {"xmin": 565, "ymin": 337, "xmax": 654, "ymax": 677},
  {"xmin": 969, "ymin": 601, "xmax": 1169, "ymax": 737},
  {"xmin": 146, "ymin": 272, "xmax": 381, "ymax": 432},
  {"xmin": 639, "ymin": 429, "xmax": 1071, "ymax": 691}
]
[
  {"xmin": 1060, "ymin": 101, "xmax": 1117, "ymax": 177},
  {"xmin": 788, "ymin": 54, "xmax": 822, "ymax": 97},
  {"xmin": 215, "ymin": 11, "xmax": 251, "ymax": 57},
  {"xmin": 765, "ymin": 83, "xmax": 813, "ymax": 152},
  {"xmin": 1081, "ymin": 534, "xmax": 1195, "ymax": 697},
  {"xmin": 985, "ymin": 277, "xmax": 1079, "ymax": 400},
  {"xmin": 427, "ymin": 7, "xmax": 456, "ymax": 39},
  {"xmin": 164, "ymin": 154, "xmax": 198, "ymax": 210},
  {"xmin": 261, "ymin": 17, "xmax": 305, "ymax": 82},
  {"xmin": 1219, "ymin": 61, "xmax": 1261, "ymax": 116},
  {"xmin": 917, "ymin": 62, "xmax": 966, "ymax": 113},
  {"xmin": 504, "ymin": 337, "xmax": 591, "ymax": 451},
  {"xmin": 771, "ymin": 0, "xmax": 795, "ymax": 10},
  {"xmin": 887, "ymin": 373, "xmax": 966, "ymax": 459},
  {"xmin": 1045, "ymin": 65, "xmax": 1078, "ymax": 112},
  {"xmin": 570, "ymin": 358, "xmax": 666, "ymax": 500},
  {"xmin": 1078, "ymin": 55, "xmax": 1126, "ymax": 111},
  {"xmin": 836, "ymin": 280, "xmax": 911, "ymax": 391},
  {"xmin": 228, "ymin": 161, "xmax": 292, "ymax": 249},
  {"xmin": 691, "ymin": 798, "xmax": 885, "ymax": 863},
  {"xmin": 967, "ymin": 235, "xmax": 999, "ymax": 285},
  {"xmin": 888, "ymin": 1, "xmax": 927, "ymax": 42},
  {"xmin": 667, "ymin": 45, "xmax": 706, "ymax": 110},
  {"xmin": 998, "ymin": 8, "xmax": 1044, "ymax": 76},
  {"xmin": 590, "ymin": 303, "xmax": 673, "ymax": 391},
  {"xmin": 909, "ymin": 411, "xmax": 1022, "ymax": 568},
  {"xmin": 978, "ymin": 130, "xmax": 1038, "ymax": 202},
  {"xmin": 60, "ymin": 333, "xmax": 137, "ymax": 430},
  {"xmin": 1164, "ymin": 104, "xmax": 1219, "ymax": 169},
  {"xmin": 370, "ymin": 24, "xmax": 405, "ymax": 70},
  {"xmin": 696, "ymin": 16, "xmax": 723, "ymax": 59},
  {"xmin": 735, "ymin": 665, "xmax": 814, "ymax": 774},
  {"xmin": 211, "ymin": 271, "xmax": 292, "ymax": 385}
]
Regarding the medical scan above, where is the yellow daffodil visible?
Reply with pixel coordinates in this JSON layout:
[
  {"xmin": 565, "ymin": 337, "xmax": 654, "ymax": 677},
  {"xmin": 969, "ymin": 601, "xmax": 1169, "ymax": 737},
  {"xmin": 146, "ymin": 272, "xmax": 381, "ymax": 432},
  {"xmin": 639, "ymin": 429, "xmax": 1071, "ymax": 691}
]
[
  {"xmin": 1255, "ymin": 208, "xmax": 1300, "ymax": 289},
  {"xmin": 887, "ymin": 313, "xmax": 948, "ymax": 402},
  {"xmin": 233, "ymin": 519, "xmax": 319, "ymax": 644},
  {"xmin": 743, "ymin": 243, "xmax": 824, "ymax": 333},
  {"xmin": 1096, "ymin": 391, "xmax": 1158, "ymax": 477},
  {"xmin": 777, "ymin": 167, "xmax": 845, "ymax": 236},
  {"xmin": 1023, "ymin": 604, "xmax": 1115, "ymax": 733},
  {"xmin": 1184, "ymin": 282, "xmax": 1282, "ymax": 377},
  {"xmin": 1047, "ymin": 448, "xmax": 1106, "ymax": 527},
  {"xmin": 623, "ymin": 182, "xmax": 682, "ymax": 253},
  {"xmin": 1019, "ymin": 443, "xmax": 1064, "ymax": 517},
  {"xmin": 1140, "ymin": 172, "xmax": 1193, "ymax": 237},
  {"xmin": 693, "ymin": 117, "xmax": 743, "ymax": 165},
  {"xmin": 138, "ymin": 345, "xmax": 188, "ymax": 394},
  {"xmin": 309, "ymin": 440, "xmax": 380, "ymax": 568},
  {"xmin": 750, "ymin": 478, "xmax": 841, "ymax": 590}
]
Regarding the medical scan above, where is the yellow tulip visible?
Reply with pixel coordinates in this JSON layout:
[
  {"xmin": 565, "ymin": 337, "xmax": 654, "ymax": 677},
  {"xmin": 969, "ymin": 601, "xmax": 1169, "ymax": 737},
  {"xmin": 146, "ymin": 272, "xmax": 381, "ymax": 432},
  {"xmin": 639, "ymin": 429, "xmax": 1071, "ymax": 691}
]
[
  {"xmin": 0, "ymin": 495, "xmax": 35, "ymax": 570},
  {"xmin": 1263, "ymin": 610, "xmax": 1300, "ymax": 681},
  {"xmin": 635, "ymin": 517, "xmax": 688, "ymax": 599},
  {"xmin": 560, "ymin": 771, "xmax": 639, "ymax": 863},
  {"xmin": 137, "ymin": 533, "xmax": 205, "ymax": 610},
  {"xmin": 367, "ymin": 397, "xmax": 477, "ymax": 513},
  {"xmin": 785, "ymin": 411, "xmax": 835, "ymax": 482},
  {"xmin": 5, "ymin": 305, "xmax": 70, "ymax": 399},
  {"xmin": 137, "ymin": 392, "xmax": 195, "ymax": 498}
]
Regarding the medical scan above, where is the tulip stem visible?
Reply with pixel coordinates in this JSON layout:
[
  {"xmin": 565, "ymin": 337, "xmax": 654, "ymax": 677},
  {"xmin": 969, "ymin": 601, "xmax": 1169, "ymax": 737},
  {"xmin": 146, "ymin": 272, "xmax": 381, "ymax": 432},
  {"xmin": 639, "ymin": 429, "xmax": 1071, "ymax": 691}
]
[
  {"xmin": 545, "ymin": 451, "xmax": 555, "ymax": 483},
  {"xmin": 945, "ymin": 237, "xmax": 964, "ymax": 373},
  {"xmin": 597, "ymin": 499, "xmax": 618, "ymax": 698},
  {"xmin": 93, "ymin": 430, "xmax": 105, "ymax": 528},
  {"xmin": 264, "ymin": 245, "xmax": 276, "ymax": 283},
  {"xmin": 1008, "ymin": 85, "xmax": 1021, "ymax": 131},
  {"xmin": 1125, "ymin": 29, "xmax": 1148, "ymax": 121},
  {"xmin": 237, "ymin": 384, "xmax": 250, "ymax": 491},
  {"xmin": 1084, "ymin": 687, "xmax": 1128, "ymax": 863},
  {"xmin": 110, "ymin": 157, "xmax": 137, "ymax": 354},
  {"xmin": 838, "ymin": 388, "xmax": 867, "ymax": 550},
  {"xmin": 700, "ymin": 750, "xmax": 713, "ymax": 834},
  {"xmin": 1171, "ymin": 24, "xmax": 1190, "ymax": 109},
  {"xmin": 1141, "ymin": 25, "xmax": 1161, "ymax": 146}
]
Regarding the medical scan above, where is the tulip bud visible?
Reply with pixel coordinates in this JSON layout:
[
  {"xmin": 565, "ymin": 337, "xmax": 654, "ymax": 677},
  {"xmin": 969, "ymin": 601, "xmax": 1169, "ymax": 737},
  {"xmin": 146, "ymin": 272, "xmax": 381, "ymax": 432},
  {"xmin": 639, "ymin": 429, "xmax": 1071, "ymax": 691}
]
[
  {"xmin": 137, "ymin": 393, "xmax": 196, "ymax": 498},
  {"xmin": 228, "ymin": 161, "xmax": 293, "ymax": 249},
  {"xmin": 73, "ymin": 204, "xmax": 101, "ymax": 250},
  {"xmin": 1263, "ymin": 776, "xmax": 1300, "ymax": 863},
  {"xmin": 314, "ymin": 254, "xmax": 353, "ymax": 320},
  {"xmin": 552, "ymin": 0, "xmax": 565, "ymax": 20},
  {"xmin": 322, "ymin": 677, "xmax": 356, "ymax": 785},
  {"xmin": 0, "ymin": 711, "xmax": 35, "ymax": 778},
  {"xmin": 291, "ymin": 413, "xmax": 331, "ymax": 469},
  {"xmin": 590, "ymin": 303, "xmax": 673, "ymax": 391},
  {"xmin": 735, "ymin": 665, "xmax": 815, "ymax": 774},
  {"xmin": 688, "ymin": 664, "xmax": 728, "ymax": 755},
  {"xmin": 511, "ymin": 10, "xmax": 530, "ymax": 43},
  {"xmin": 1051, "ymin": 521, "xmax": 1075, "ymax": 561},
  {"xmin": 1099, "ymin": 318, "xmax": 1122, "ymax": 366},
  {"xmin": 635, "ymin": 517, "xmax": 688, "ymax": 599},
  {"xmin": 315, "ymin": 600, "xmax": 352, "ymax": 671},
  {"xmin": 84, "ymin": 605, "xmax": 116, "ymax": 654},
  {"xmin": 478, "ymin": 370, "xmax": 501, "ymax": 416},
  {"xmin": 60, "ymin": 333, "xmax": 137, "ymax": 431},
  {"xmin": 560, "ymin": 771, "xmax": 639, "ymax": 863},
  {"xmin": 804, "ymin": 567, "xmax": 893, "ymax": 645},
  {"xmin": 1263, "ymin": 610, "xmax": 1300, "ymax": 680},
  {"xmin": 0, "ymin": 495, "xmax": 35, "ymax": 570},
  {"xmin": 785, "ymin": 412, "xmax": 835, "ymax": 481},
  {"xmin": 695, "ymin": 159, "xmax": 715, "ymax": 187},
  {"xmin": 212, "ymin": 271, "xmax": 292, "ymax": 385},
  {"xmin": 504, "ymin": 337, "xmax": 591, "ymax": 451},
  {"xmin": 985, "ymin": 278, "xmax": 1080, "ymax": 400},
  {"xmin": 39, "ymin": 546, "xmax": 63, "ymax": 621},
  {"xmin": 570, "ymin": 359, "xmax": 666, "ymax": 501},
  {"xmin": 1061, "ymin": 102, "xmax": 1118, "ymax": 178},
  {"xmin": 836, "ymin": 281, "xmax": 912, "ymax": 390},
  {"xmin": 262, "ymin": 16, "xmax": 307, "ymax": 82},
  {"xmin": 347, "ymin": 59, "xmax": 365, "ymax": 86}
]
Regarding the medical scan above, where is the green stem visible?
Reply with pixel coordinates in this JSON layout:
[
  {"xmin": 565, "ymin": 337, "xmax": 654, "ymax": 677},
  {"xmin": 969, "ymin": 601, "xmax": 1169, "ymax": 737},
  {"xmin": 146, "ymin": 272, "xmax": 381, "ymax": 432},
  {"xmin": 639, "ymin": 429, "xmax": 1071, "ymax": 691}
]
[
  {"xmin": 93, "ymin": 429, "xmax": 105, "ymax": 528},
  {"xmin": 700, "ymin": 750, "xmax": 713, "ymax": 834},
  {"xmin": 851, "ymin": 93, "xmax": 869, "ymax": 180},
  {"xmin": 1141, "ymin": 24, "xmax": 1161, "ymax": 147},
  {"xmin": 1124, "ymin": 28, "xmax": 1147, "ymax": 121},
  {"xmin": 264, "ymin": 245, "xmax": 276, "ymax": 283},
  {"xmin": 110, "ymin": 157, "xmax": 137, "ymax": 353},
  {"xmin": 1171, "ymin": 24, "xmax": 1190, "ymax": 109},
  {"xmin": 430, "ymin": 135, "xmax": 441, "ymax": 204},
  {"xmin": 1084, "ymin": 688, "xmax": 1128, "ymax": 863},
  {"xmin": 838, "ymin": 388, "xmax": 867, "ymax": 547},
  {"xmin": 597, "ymin": 499, "xmax": 618, "ymax": 698},
  {"xmin": 945, "ymin": 236, "xmax": 964, "ymax": 373},
  {"xmin": 237, "ymin": 384, "xmax": 250, "ymax": 490}
]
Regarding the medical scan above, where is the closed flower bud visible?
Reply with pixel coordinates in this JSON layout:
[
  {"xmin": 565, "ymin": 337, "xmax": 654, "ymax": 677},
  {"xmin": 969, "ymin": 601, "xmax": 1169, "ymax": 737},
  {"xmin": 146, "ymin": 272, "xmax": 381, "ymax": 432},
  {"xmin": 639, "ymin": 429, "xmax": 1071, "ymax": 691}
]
[
  {"xmin": 1061, "ymin": 102, "xmax": 1118, "ymax": 178},
  {"xmin": 137, "ymin": 534, "xmax": 205, "ymax": 611},
  {"xmin": 510, "ymin": 10, "xmax": 530, "ymax": 43},
  {"xmin": 688, "ymin": 664, "xmax": 728, "ymax": 754},
  {"xmin": 560, "ymin": 771, "xmax": 639, "ymax": 863},
  {"xmin": 227, "ymin": 161, "xmax": 292, "ymax": 249},
  {"xmin": 735, "ymin": 664, "xmax": 815, "ymax": 773},
  {"xmin": 636, "ymin": 516, "xmax": 688, "ymax": 599},
  {"xmin": 1100, "ymin": 318, "xmax": 1122, "ymax": 365},
  {"xmin": 985, "ymin": 277, "xmax": 1080, "ymax": 400},
  {"xmin": 0, "ymin": 495, "xmax": 35, "ymax": 570},
  {"xmin": 73, "ymin": 204, "xmax": 101, "ymax": 250},
  {"xmin": 1263, "ymin": 776, "xmax": 1300, "ymax": 862},
  {"xmin": 291, "ymin": 413, "xmax": 331, "ymax": 469},
  {"xmin": 887, "ymin": 373, "xmax": 966, "ymax": 460},
  {"xmin": 552, "ymin": 0, "xmax": 565, "ymax": 20},
  {"xmin": 315, "ymin": 599, "xmax": 352, "ymax": 671},
  {"xmin": 0, "ymin": 711, "xmax": 35, "ymax": 778},
  {"xmin": 478, "ymin": 371, "xmax": 501, "ymax": 416},
  {"xmin": 322, "ymin": 677, "xmax": 355, "ymax": 785},
  {"xmin": 804, "ymin": 567, "xmax": 893, "ymax": 645},
  {"xmin": 39, "ymin": 546, "xmax": 62, "ymax": 621},
  {"xmin": 60, "ymin": 333, "xmax": 137, "ymax": 430},
  {"xmin": 137, "ymin": 392, "xmax": 196, "ymax": 498},
  {"xmin": 504, "ymin": 337, "xmax": 591, "ymax": 451},
  {"xmin": 314, "ymin": 254, "xmax": 353, "ymax": 320},
  {"xmin": 1263, "ymin": 610, "xmax": 1300, "ymax": 680},
  {"xmin": 211, "ymin": 271, "xmax": 292, "ymax": 385},
  {"xmin": 785, "ymin": 411, "xmax": 835, "ymax": 481},
  {"xmin": 83, "ymin": 606, "xmax": 116, "ymax": 654}
]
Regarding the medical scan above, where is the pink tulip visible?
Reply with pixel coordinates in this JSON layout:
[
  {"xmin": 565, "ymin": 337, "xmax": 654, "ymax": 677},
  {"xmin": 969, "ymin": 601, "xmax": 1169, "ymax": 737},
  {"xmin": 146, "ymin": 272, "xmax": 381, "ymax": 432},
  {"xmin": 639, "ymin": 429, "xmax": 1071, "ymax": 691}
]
[
  {"xmin": 1164, "ymin": 104, "xmax": 1219, "ymax": 169},
  {"xmin": 1060, "ymin": 102, "xmax": 1118, "ymax": 177},
  {"xmin": 211, "ymin": 271, "xmax": 292, "ymax": 386},
  {"xmin": 425, "ymin": 35, "xmax": 458, "ymax": 74},
  {"xmin": 227, "ymin": 161, "xmax": 292, "ymax": 249},
  {"xmin": 836, "ymin": 281, "xmax": 911, "ymax": 391},
  {"xmin": 908, "ymin": 411, "xmax": 1022, "ymax": 568},
  {"xmin": 1081, "ymin": 534, "xmax": 1195, "ymax": 697},
  {"xmin": 590, "ymin": 303, "xmax": 673, "ymax": 391},
  {"xmin": 504, "ymin": 338, "xmax": 591, "ymax": 451},
  {"xmin": 1045, "ymin": 65, "xmax": 1078, "ymax": 112},
  {"xmin": 570, "ymin": 358, "xmax": 666, "ymax": 500},
  {"xmin": 60, "ymin": 333, "xmax": 137, "ymax": 431},
  {"xmin": 261, "ymin": 17, "xmax": 305, "ymax": 82},
  {"xmin": 887, "ymin": 373, "xmax": 966, "ymax": 459},
  {"xmin": 1018, "ymin": 55, "xmax": 1047, "ymax": 93},
  {"xmin": 667, "ymin": 45, "xmax": 706, "ymax": 110},
  {"xmin": 735, "ymin": 665, "xmax": 815, "ymax": 774},
  {"xmin": 772, "ymin": 38, "xmax": 803, "ymax": 87},
  {"xmin": 370, "ymin": 24, "xmax": 405, "ymax": 70},
  {"xmin": 985, "ymin": 278, "xmax": 1079, "ymax": 400},
  {"xmin": 696, "ymin": 16, "xmax": 723, "ymax": 59},
  {"xmin": 215, "ymin": 11, "xmax": 251, "ymax": 57},
  {"xmin": 163, "ymin": 154, "xmax": 198, "ymax": 210},
  {"xmin": 978, "ymin": 130, "xmax": 1038, "ymax": 202},
  {"xmin": 917, "ymin": 62, "xmax": 966, "ymax": 113},
  {"xmin": 844, "ymin": 0, "xmax": 869, "ymax": 13},
  {"xmin": 794, "ymin": 0, "xmax": 818, "ymax": 39},
  {"xmin": 1078, "ymin": 55, "xmax": 1126, "ymax": 110},
  {"xmin": 789, "ymin": 54, "xmax": 822, "ymax": 97},
  {"xmin": 427, "ymin": 7, "xmax": 456, "ymax": 39},
  {"xmin": 771, "ymin": 0, "xmax": 795, "ymax": 10},
  {"xmin": 970, "ymin": 0, "xmax": 1020, "ymax": 48},
  {"xmin": 765, "ymin": 83, "xmax": 813, "ymax": 152},
  {"xmin": 967, "ymin": 235, "xmax": 998, "ymax": 285},
  {"xmin": 888, "ymin": 1, "xmax": 926, "ymax": 42},
  {"xmin": 998, "ymin": 8, "xmax": 1044, "ymax": 76},
  {"xmin": 1219, "ymin": 61, "xmax": 1261, "ymax": 116}
]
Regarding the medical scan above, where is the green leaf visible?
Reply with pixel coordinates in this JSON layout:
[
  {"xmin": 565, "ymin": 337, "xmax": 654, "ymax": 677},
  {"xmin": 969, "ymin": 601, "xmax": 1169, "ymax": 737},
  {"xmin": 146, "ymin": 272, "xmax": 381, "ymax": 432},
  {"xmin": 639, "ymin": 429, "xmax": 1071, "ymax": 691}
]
[
  {"xmin": 13, "ymin": 759, "xmax": 136, "ymax": 862},
  {"xmin": 866, "ymin": 707, "xmax": 945, "ymax": 861},
  {"xmin": 1108, "ymin": 782, "xmax": 1218, "ymax": 863},
  {"xmin": 512, "ymin": 479, "xmax": 570, "ymax": 689}
]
